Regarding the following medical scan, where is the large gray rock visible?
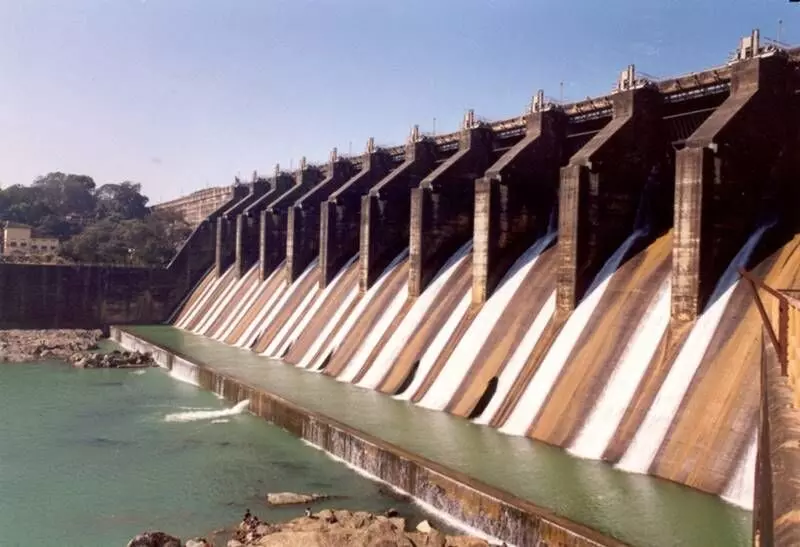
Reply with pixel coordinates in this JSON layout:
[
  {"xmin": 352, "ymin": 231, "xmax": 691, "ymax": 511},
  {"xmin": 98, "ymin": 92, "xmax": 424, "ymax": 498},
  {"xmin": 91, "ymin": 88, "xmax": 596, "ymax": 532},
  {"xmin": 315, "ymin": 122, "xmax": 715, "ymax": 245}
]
[
  {"xmin": 265, "ymin": 492, "xmax": 328, "ymax": 505},
  {"xmin": 126, "ymin": 531, "xmax": 182, "ymax": 547},
  {"xmin": 185, "ymin": 539, "xmax": 211, "ymax": 547}
]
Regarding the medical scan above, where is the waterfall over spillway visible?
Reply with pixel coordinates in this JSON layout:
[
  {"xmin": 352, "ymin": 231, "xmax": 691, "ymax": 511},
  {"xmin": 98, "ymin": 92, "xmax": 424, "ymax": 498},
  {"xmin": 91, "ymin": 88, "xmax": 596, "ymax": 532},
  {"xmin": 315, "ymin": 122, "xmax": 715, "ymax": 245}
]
[
  {"xmin": 500, "ymin": 230, "xmax": 646, "ymax": 436},
  {"xmin": 306, "ymin": 250, "xmax": 408, "ymax": 371},
  {"xmin": 392, "ymin": 242, "xmax": 473, "ymax": 401},
  {"xmin": 568, "ymin": 278, "xmax": 672, "ymax": 459},
  {"xmin": 233, "ymin": 267, "xmax": 289, "ymax": 348},
  {"xmin": 193, "ymin": 269, "xmax": 243, "ymax": 334},
  {"xmin": 356, "ymin": 240, "xmax": 473, "ymax": 390},
  {"xmin": 418, "ymin": 231, "xmax": 556, "ymax": 411},
  {"xmin": 472, "ymin": 290, "xmax": 556, "ymax": 425},
  {"xmin": 169, "ymin": 357, "xmax": 201, "ymax": 387},
  {"xmin": 262, "ymin": 281, "xmax": 321, "ymax": 356},
  {"xmin": 722, "ymin": 432, "xmax": 758, "ymax": 509},
  {"xmin": 271, "ymin": 255, "xmax": 358, "ymax": 359},
  {"xmin": 214, "ymin": 268, "xmax": 271, "ymax": 341},
  {"xmin": 175, "ymin": 269, "xmax": 230, "ymax": 330},
  {"xmin": 616, "ymin": 223, "xmax": 772, "ymax": 474}
]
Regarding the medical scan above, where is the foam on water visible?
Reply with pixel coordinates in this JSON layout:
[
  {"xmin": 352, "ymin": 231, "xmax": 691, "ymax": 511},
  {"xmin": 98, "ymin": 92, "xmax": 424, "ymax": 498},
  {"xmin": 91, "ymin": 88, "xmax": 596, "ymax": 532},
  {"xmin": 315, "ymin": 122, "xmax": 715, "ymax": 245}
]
[
  {"xmin": 307, "ymin": 250, "xmax": 408, "ymax": 371},
  {"xmin": 357, "ymin": 241, "xmax": 473, "ymax": 390},
  {"xmin": 299, "ymin": 440, "xmax": 508, "ymax": 546},
  {"xmin": 272, "ymin": 255, "xmax": 358, "ymax": 359},
  {"xmin": 616, "ymin": 223, "xmax": 772, "ymax": 474},
  {"xmin": 472, "ymin": 291, "xmax": 556, "ymax": 425},
  {"xmin": 500, "ymin": 230, "xmax": 645, "ymax": 435},
  {"xmin": 419, "ymin": 232, "xmax": 555, "ymax": 411},
  {"xmin": 164, "ymin": 399, "xmax": 251, "ymax": 423},
  {"xmin": 568, "ymin": 278, "xmax": 672, "ymax": 459}
]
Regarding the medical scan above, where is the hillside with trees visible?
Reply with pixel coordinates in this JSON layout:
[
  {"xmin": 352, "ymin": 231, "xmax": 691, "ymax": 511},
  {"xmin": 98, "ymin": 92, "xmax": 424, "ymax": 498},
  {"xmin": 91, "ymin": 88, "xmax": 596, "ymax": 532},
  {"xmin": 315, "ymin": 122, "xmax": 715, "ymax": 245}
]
[{"xmin": 0, "ymin": 172, "xmax": 191, "ymax": 266}]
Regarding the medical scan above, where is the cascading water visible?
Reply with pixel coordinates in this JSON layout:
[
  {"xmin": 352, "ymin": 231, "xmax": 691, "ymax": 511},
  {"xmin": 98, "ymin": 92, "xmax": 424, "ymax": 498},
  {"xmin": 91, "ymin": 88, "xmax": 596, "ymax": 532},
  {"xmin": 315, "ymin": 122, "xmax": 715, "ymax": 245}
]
[
  {"xmin": 261, "ymin": 281, "xmax": 320, "ymax": 356},
  {"xmin": 472, "ymin": 291, "xmax": 556, "ymax": 425},
  {"xmin": 568, "ymin": 278, "xmax": 672, "ymax": 459},
  {"xmin": 337, "ymin": 282, "xmax": 409, "ymax": 382},
  {"xmin": 233, "ymin": 266, "xmax": 290, "ymax": 347},
  {"xmin": 616, "ymin": 223, "xmax": 773, "ymax": 474},
  {"xmin": 214, "ymin": 267, "xmax": 272, "ymax": 341},
  {"xmin": 211, "ymin": 267, "xmax": 264, "ymax": 340},
  {"xmin": 163, "ymin": 399, "xmax": 251, "ymax": 423},
  {"xmin": 418, "ymin": 231, "xmax": 556, "ymax": 411},
  {"xmin": 392, "ymin": 243, "xmax": 474, "ymax": 401},
  {"xmin": 721, "ymin": 432, "xmax": 758, "ymax": 509},
  {"xmin": 175, "ymin": 269, "xmax": 229, "ymax": 329},
  {"xmin": 357, "ymin": 240, "xmax": 473, "ymax": 390},
  {"xmin": 194, "ymin": 266, "xmax": 251, "ymax": 335},
  {"xmin": 169, "ymin": 357, "xmax": 201, "ymax": 387},
  {"xmin": 305, "ymin": 250, "xmax": 408, "ymax": 371},
  {"xmin": 269, "ymin": 255, "xmax": 358, "ymax": 359},
  {"xmin": 499, "ymin": 229, "xmax": 645, "ymax": 435}
]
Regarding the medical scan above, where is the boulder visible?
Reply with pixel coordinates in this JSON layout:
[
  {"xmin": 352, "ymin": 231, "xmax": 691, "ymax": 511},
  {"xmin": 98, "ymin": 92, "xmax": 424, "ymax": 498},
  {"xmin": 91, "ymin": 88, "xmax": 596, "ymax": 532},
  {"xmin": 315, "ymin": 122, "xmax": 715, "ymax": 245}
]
[
  {"xmin": 266, "ymin": 492, "xmax": 329, "ymax": 505},
  {"xmin": 416, "ymin": 520, "xmax": 433, "ymax": 534},
  {"xmin": 126, "ymin": 531, "xmax": 182, "ymax": 547},
  {"xmin": 185, "ymin": 540, "xmax": 211, "ymax": 547}
]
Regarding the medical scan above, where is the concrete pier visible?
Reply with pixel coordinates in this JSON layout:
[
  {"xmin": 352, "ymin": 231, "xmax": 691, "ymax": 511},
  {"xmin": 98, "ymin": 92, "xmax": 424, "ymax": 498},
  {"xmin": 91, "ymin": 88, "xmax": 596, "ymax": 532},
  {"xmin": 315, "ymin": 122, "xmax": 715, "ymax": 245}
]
[
  {"xmin": 286, "ymin": 149, "xmax": 356, "ymax": 282},
  {"xmin": 358, "ymin": 128, "xmax": 437, "ymax": 292},
  {"xmin": 214, "ymin": 181, "xmax": 263, "ymax": 278},
  {"xmin": 557, "ymin": 68, "xmax": 665, "ymax": 313},
  {"xmin": 319, "ymin": 139, "xmax": 396, "ymax": 288},
  {"xmin": 472, "ymin": 93, "xmax": 566, "ymax": 304},
  {"xmin": 409, "ymin": 113, "xmax": 493, "ymax": 297},
  {"xmin": 236, "ymin": 168, "xmax": 295, "ymax": 278},
  {"xmin": 671, "ymin": 48, "xmax": 795, "ymax": 321},
  {"xmin": 258, "ymin": 159, "xmax": 324, "ymax": 281}
]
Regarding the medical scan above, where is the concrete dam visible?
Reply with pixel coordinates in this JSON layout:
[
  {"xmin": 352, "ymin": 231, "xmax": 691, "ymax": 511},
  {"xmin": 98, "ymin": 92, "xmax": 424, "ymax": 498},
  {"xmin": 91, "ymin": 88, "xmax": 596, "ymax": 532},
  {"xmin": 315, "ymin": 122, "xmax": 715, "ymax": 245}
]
[{"xmin": 67, "ymin": 33, "xmax": 796, "ymax": 545}]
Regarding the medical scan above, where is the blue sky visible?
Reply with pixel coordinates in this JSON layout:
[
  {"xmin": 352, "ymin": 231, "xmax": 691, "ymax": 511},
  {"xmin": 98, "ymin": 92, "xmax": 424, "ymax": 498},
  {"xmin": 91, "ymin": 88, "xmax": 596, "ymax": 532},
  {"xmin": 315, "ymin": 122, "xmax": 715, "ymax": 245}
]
[{"xmin": 1, "ymin": 0, "xmax": 798, "ymax": 202}]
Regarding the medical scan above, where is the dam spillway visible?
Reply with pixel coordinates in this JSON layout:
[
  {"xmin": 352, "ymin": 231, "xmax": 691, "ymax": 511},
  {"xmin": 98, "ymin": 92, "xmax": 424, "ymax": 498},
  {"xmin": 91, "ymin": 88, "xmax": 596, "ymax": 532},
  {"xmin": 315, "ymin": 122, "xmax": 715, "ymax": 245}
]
[{"xmin": 116, "ymin": 34, "xmax": 800, "ymax": 545}]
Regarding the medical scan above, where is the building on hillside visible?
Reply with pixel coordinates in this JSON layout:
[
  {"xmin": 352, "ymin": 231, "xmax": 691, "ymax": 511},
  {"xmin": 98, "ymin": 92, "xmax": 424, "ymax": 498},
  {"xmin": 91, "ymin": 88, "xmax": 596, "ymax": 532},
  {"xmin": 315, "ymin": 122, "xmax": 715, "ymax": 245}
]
[
  {"xmin": 152, "ymin": 185, "xmax": 234, "ymax": 226},
  {"xmin": 1, "ymin": 222, "xmax": 59, "ymax": 256}
]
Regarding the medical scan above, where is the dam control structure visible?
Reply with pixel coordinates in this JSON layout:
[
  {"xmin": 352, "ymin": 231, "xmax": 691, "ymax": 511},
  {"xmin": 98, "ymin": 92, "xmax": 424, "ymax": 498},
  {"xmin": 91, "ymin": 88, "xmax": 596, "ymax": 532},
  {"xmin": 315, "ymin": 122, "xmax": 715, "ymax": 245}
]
[{"xmin": 5, "ymin": 31, "xmax": 800, "ymax": 546}]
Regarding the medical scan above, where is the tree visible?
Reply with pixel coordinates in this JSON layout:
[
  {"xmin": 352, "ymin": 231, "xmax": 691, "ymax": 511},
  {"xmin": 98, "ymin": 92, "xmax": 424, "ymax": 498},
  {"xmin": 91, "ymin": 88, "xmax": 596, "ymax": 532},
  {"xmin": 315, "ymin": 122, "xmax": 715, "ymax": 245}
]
[{"xmin": 95, "ymin": 182, "xmax": 149, "ymax": 220}]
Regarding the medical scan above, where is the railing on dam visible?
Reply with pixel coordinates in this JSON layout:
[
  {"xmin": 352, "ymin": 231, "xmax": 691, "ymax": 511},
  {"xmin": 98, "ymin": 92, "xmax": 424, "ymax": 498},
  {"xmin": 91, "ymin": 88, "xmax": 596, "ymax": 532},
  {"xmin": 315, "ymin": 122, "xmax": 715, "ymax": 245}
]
[{"xmin": 740, "ymin": 269, "xmax": 800, "ymax": 547}]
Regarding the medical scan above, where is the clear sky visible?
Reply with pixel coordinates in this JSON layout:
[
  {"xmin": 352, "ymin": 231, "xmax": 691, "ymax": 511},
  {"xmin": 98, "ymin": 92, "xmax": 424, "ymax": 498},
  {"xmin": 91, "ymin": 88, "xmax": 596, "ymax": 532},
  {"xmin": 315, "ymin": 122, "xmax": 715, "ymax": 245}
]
[{"xmin": 1, "ymin": 0, "xmax": 798, "ymax": 203}]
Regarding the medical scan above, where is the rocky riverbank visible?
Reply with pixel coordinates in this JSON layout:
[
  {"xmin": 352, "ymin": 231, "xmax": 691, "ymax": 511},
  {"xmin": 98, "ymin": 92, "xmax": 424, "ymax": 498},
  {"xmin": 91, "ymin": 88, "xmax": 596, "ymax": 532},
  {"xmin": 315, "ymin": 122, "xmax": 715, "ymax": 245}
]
[
  {"xmin": 0, "ymin": 329, "xmax": 103, "ymax": 362},
  {"xmin": 69, "ymin": 349, "xmax": 156, "ymax": 369},
  {"xmin": 128, "ymin": 507, "xmax": 493, "ymax": 547}
]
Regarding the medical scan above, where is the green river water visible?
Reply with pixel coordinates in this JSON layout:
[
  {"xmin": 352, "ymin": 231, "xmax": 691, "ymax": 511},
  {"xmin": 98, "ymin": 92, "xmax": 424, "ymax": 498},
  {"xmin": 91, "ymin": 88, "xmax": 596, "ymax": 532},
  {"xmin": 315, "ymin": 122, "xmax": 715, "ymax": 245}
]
[
  {"xmin": 0, "ymin": 360, "xmax": 432, "ymax": 547},
  {"xmin": 123, "ymin": 325, "xmax": 753, "ymax": 547}
]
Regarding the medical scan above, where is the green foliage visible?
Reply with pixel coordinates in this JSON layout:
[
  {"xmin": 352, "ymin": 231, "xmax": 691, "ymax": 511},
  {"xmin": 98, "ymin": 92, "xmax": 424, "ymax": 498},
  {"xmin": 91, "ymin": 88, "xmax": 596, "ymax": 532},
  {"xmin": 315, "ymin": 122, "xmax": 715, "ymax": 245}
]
[{"xmin": 0, "ymin": 172, "xmax": 191, "ymax": 266}]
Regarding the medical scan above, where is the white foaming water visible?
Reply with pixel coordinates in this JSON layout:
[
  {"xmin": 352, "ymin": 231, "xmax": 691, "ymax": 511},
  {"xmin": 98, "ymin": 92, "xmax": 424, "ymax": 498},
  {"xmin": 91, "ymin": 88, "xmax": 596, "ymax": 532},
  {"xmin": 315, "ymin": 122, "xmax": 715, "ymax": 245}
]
[
  {"xmin": 211, "ymin": 265, "xmax": 263, "ymax": 340},
  {"xmin": 169, "ymin": 358, "xmax": 201, "ymax": 387},
  {"xmin": 272, "ymin": 255, "xmax": 358, "ymax": 359},
  {"xmin": 395, "ymin": 291, "xmax": 472, "ymax": 402},
  {"xmin": 239, "ymin": 259, "xmax": 319, "ymax": 350},
  {"xmin": 232, "ymin": 265, "xmax": 289, "ymax": 347},
  {"xmin": 500, "ymin": 230, "xmax": 645, "ymax": 435},
  {"xmin": 175, "ymin": 269, "xmax": 229, "ymax": 329},
  {"xmin": 164, "ymin": 399, "xmax": 250, "ymax": 423},
  {"xmin": 419, "ymin": 233, "xmax": 556, "ymax": 411},
  {"xmin": 568, "ymin": 278, "xmax": 672, "ymax": 459},
  {"xmin": 262, "ymin": 283, "xmax": 320, "ymax": 356},
  {"xmin": 299, "ymin": 440, "xmax": 508, "ymax": 546},
  {"xmin": 337, "ymin": 283, "xmax": 409, "ymax": 383},
  {"xmin": 194, "ymin": 266, "xmax": 251, "ymax": 335},
  {"xmin": 473, "ymin": 291, "xmax": 556, "ymax": 425},
  {"xmin": 722, "ymin": 431, "xmax": 757, "ymax": 510},
  {"xmin": 306, "ymin": 250, "xmax": 408, "ymax": 371},
  {"xmin": 211, "ymin": 419, "xmax": 230, "ymax": 424},
  {"xmin": 358, "ymin": 241, "xmax": 473, "ymax": 390},
  {"xmin": 130, "ymin": 370, "xmax": 147, "ymax": 376},
  {"xmin": 296, "ymin": 283, "xmax": 360, "ymax": 369},
  {"xmin": 616, "ymin": 224, "xmax": 772, "ymax": 473}
]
